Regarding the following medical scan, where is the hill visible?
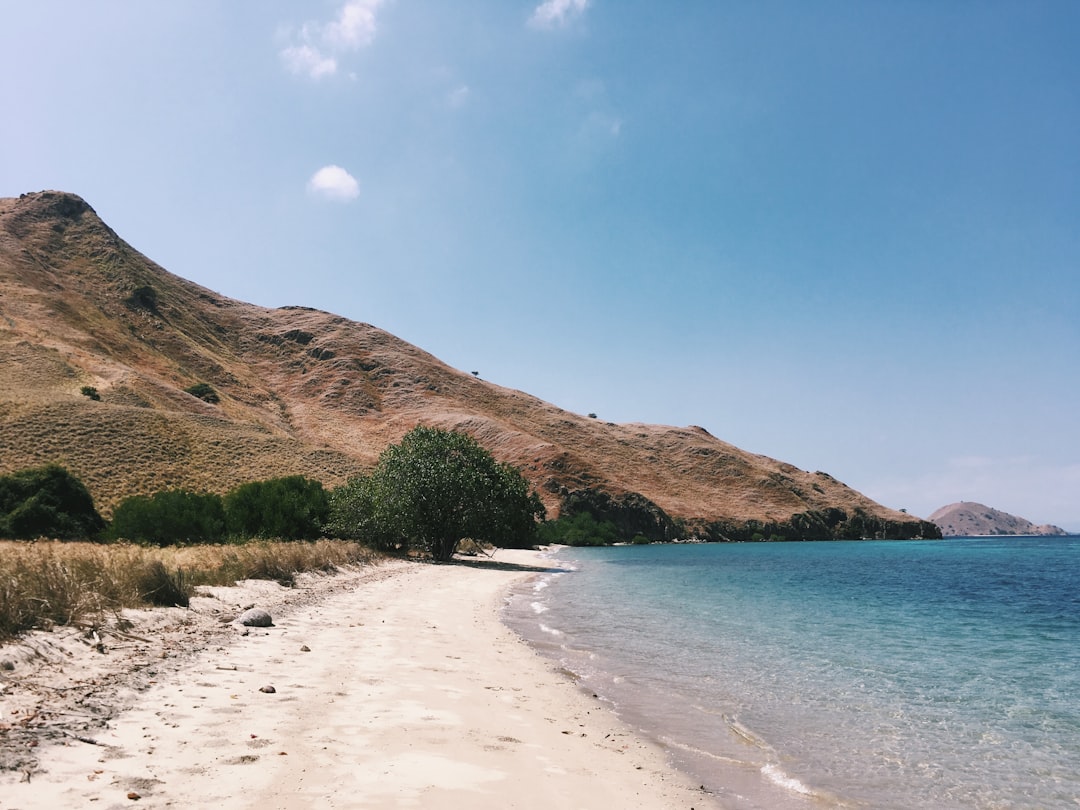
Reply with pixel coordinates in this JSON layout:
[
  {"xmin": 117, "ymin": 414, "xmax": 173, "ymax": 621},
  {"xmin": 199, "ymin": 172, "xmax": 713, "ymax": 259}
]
[
  {"xmin": 0, "ymin": 190, "xmax": 938, "ymax": 541},
  {"xmin": 929, "ymin": 502, "xmax": 1067, "ymax": 537}
]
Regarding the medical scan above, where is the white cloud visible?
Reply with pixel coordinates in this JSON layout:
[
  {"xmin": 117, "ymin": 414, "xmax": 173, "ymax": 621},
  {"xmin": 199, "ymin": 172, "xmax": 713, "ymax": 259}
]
[
  {"xmin": 281, "ymin": 0, "xmax": 387, "ymax": 79},
  {"xmin": 307, "ymin": 165, "xmax": 360, "ymax": 201},
  {"xmin": 325, "ymin": 0, "xmax": 382, "ymax": 49},
  {"xmin": 281, "ymin": 44, "xmax": 337, "ymax": 79},
  {"xmin": 447, "ymin": 84, "xmax": 470, "ymax": 108},
  {"xmin": 529, "ymin": 0, "xmax": 589, "ymax": 29}
]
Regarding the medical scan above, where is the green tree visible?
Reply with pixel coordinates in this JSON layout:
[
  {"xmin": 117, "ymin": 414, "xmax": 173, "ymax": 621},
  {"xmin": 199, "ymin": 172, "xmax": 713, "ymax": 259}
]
[
  {"xmin": 224, "ymin": 476, "xmax": 329, "ymax": 540},
  {"xmin": 328, "ymin": 427, "xmax": 545, "ymax": 561},
  {"xmin": 109, "ymin": 489, "xmax": 225, "ymax": 545},
  {"xmin": 0, "ymin": 464, "xmax": 106, "ymax": 540}
]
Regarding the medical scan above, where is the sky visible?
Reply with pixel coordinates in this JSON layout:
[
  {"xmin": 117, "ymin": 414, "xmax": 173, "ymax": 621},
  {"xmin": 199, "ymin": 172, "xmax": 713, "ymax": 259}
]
[{"xmin": 2, "ymin": 1, "xmax": 1078, "ymax": 530}]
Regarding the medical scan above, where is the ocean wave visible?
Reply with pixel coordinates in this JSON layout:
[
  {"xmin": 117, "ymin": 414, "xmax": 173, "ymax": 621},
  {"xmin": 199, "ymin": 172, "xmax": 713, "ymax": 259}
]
[{"xmin": 761, "ymin": 763, "xmax": 817, "ymax": 796}]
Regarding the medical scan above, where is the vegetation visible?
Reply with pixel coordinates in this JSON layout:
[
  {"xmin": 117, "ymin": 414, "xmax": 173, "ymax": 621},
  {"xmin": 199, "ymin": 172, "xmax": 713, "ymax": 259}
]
[
  {"xmin": 0, "ymin": 464, "xmax": 106, "ymax": 541},
  {"xmin": 184, "ymin": 382, "xmax": 219, "ymax": 403},
  {"xmin": 106, "ymin": 477, "xmax": 329, "ymax": 544},
  {"xmin": 80, "ymin": 385, "xmax": 101, "ymax": 401},
  {"xmin": 125, "ymin": 284, "xmax": 159, "ymax": 312},
  {"xmin": 224, "ymin": 476, "xmax": 329, "ymax": 540},
  {"xmin": 538, "ymin": 511, "xmax": 622, "ymax": 546},
  {"xmin": 0, "ymin": 540, "xmax": 380, "ymax": 641},
  {"xmin": 108, "ymin": 489, "xmax": 226, "ymax": 545},
  {"xmin": 328, "ymin": 426, "xmax": 545, "ymax": 561}
]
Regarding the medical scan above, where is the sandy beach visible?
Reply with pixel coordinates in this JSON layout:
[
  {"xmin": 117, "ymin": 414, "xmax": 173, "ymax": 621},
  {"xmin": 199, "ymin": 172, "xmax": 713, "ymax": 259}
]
[{"xmin": 0, "ymin": 549, "xmax": 717, "ymax": 809}]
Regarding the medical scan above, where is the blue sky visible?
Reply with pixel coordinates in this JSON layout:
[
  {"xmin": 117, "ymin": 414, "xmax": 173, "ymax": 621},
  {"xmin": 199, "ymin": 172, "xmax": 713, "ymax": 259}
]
[{"xmin": 3, "ymin": 1, "xmax": 1078, "ymax": 530}]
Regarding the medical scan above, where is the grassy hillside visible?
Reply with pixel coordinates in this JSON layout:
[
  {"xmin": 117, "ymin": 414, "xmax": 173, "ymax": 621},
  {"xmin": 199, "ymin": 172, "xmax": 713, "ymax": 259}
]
[{"xmin": 0, "ymin": 191, "xmax": 938, "ymax": 540}]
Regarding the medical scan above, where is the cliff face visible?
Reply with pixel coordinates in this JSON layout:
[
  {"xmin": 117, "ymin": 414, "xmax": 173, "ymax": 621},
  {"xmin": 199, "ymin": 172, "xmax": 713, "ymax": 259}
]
[
  {"xmin": 929, "ymin": 502, "xmax": 1067, "ymax": 537},
  {"xmin": 0, "ymin": 191, "xmax": 939, "ymax": 540}
]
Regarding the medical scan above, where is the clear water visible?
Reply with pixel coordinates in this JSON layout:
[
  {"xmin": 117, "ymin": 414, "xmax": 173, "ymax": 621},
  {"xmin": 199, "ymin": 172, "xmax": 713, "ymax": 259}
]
[{"xmin": 503, "ymin": 538, "xmax": 1080, "ymax": 809}]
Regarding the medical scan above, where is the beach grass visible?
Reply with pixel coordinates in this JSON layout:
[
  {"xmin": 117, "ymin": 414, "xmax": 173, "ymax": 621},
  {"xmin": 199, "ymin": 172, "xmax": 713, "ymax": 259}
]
[{"xmin": 0, "ymin": 539, "xmax": 381, "ymax": 641}]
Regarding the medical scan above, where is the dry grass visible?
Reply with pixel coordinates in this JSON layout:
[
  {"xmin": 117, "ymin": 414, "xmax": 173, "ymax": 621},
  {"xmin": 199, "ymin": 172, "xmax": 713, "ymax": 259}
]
[{"xmin": 0, "ymin": 539, "xmax": 381, "ymax": 642}]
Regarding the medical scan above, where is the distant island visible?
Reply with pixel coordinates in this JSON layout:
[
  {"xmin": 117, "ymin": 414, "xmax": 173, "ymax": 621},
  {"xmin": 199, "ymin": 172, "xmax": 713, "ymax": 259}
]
[{"xmin": 929, "ymin": 502, "xmax": 1068, "ymax": 537}]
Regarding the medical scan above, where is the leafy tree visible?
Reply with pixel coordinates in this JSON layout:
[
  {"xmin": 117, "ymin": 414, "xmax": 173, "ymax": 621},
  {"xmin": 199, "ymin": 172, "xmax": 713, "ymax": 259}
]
[
  {"xmin": 224, "ymin": 476, "xmax": 329, "ymax": 540},
  {"xmin": 328, "ymin": 426, "xmax": 545, "ymax": 561},
  {"xmin": 326, "ymin": 473, "xmax": 398, "ymax": 549},
  {"xmin": 0, "ymin": 464, "xmax": 106, "ymax": 540},
  {"xmin": 109, "ymin": 489, "xmax": 225, "ymax": 545}
]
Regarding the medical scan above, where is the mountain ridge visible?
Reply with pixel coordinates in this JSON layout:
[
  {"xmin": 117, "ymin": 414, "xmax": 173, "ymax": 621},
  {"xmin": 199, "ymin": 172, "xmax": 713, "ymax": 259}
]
[{"xmin": 0, "ymin": 190, "xmax": 939, "ymax": 541}]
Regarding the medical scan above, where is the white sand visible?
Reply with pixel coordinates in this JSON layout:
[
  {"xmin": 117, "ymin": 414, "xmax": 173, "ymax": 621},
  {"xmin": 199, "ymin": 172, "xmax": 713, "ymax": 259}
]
[{"xmin": 0, "ymin": 549, "xmax": 719, "ymax": 808}]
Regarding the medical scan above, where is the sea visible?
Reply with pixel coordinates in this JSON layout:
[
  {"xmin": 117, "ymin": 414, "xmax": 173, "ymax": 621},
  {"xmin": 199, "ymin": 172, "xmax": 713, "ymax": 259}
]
[{"xmin": 503, "ymin": 537, "xmax": 1080, "ymax": 809}]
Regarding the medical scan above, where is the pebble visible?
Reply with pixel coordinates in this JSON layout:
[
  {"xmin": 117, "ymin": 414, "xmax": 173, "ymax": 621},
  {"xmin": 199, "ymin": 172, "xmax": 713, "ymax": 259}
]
[{"xmin": 259, "ymin": 685, "xmax": 276, "ymax": 694}]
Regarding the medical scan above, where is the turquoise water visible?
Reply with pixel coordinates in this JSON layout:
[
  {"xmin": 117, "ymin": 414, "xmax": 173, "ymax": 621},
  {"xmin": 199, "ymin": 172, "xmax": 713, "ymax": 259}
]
[{"xmin": 504, "ymin": 538, "xmax": 1080, "ymax": 809}]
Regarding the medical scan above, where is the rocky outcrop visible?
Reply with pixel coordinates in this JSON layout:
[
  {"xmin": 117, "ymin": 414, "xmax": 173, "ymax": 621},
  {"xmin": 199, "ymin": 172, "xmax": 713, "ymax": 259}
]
[
  {"xmin": 559, "ymin": 488, "xmax": 680, "ymax": 542},
  {"xmin": 691, "ymin": 507, "xmax": 939, "ymax": 542}
]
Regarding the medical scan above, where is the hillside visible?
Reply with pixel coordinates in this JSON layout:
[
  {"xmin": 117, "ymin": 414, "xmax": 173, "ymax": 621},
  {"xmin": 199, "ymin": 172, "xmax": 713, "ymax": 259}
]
[
  {"xmin": 929, "ymin": 502, "xmax": 1067, "ymax": 537},
  {"xmin": 0, "ymin": 191, "xmax": 938, "ymax": 541}
]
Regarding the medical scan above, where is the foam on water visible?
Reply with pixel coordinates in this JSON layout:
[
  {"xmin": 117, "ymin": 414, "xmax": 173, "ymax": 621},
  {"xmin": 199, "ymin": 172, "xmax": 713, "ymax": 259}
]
[
  {"xmin": 504, "ymin": 537, "xmax": 1080, "ymax": 809},
  {"xmin": 760, "ymin": 764, "xmax": 816, "ymax": 796}
]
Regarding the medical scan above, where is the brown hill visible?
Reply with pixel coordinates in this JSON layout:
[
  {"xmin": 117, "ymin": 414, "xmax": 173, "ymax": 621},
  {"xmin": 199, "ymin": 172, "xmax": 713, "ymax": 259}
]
[
  {"xmin": 0, "ymin": 191, "xmax": 938, "ymax": 541},
  {"xmin": 929, "ymin": 502, "xmax": 1067, "ymax": 537}
]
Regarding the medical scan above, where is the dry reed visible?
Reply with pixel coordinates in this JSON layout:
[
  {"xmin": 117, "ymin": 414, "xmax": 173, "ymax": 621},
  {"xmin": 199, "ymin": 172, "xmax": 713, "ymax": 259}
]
[{"xmin": 0, "ymin": 540, "xmax": 381, "ymax": 641}]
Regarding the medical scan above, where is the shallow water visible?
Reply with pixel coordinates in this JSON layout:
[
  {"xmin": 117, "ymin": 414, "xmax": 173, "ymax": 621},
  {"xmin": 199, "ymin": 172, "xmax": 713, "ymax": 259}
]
[{"xmin": 503, "ymin": 538, "xmax": 1080, "ymax": 809}]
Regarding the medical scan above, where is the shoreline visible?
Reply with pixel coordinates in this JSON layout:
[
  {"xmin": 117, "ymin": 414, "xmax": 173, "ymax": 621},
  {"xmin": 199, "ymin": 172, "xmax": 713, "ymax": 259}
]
[{"xmin": 0, "ymin": 548, "xmax": 719, "ymax": 808}]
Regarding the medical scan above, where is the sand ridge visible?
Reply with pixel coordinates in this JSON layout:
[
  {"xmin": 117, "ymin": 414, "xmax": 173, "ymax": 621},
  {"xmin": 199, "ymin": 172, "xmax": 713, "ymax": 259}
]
[{"xmin": 0, "ymin": 550, "xmax": 718, "ymax": 809}]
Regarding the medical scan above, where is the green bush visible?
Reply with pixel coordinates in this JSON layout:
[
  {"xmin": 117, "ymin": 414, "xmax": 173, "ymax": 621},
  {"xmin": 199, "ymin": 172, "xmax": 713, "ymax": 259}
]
[
  {"xmin": 0, "ymin": 464, "xmax": 106, "ymax": 540},
  {"xmin": 224, "ymin": 476, "xmax": 329, "ymax": 540},
  {"xmin": 109, "ymin": 489, "xmax": 226, "ymax": 545},
  {"xmin": 184, "ymin": 382, "xmax": 219, "ymax": 403},
  {"xmin": 80, "ymin": 385, "xmax": 101, "ymax": 401},
  {"xmin": 126, "ymin": 285, "xmax": 159, "ymax": 313},
  {"xmin": 538, "ymin": 511, "xmax": 621, "ymax": 546}
]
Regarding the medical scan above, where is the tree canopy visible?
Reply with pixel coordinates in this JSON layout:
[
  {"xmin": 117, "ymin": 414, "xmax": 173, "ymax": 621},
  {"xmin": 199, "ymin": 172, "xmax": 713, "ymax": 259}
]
[{"xmin": 328, "ymin": 426, "xmax": 545, "ymax": 561}]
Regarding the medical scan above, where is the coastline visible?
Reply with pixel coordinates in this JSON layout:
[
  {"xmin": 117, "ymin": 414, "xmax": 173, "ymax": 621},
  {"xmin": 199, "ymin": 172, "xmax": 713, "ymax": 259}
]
[{"xmin": 0, "ymin": 548, "xmax": 717, "ymax": 809}]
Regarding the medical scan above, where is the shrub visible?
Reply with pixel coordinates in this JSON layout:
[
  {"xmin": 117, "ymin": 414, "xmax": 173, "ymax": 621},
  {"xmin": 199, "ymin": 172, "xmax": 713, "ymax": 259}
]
[
  {"xmin": 109, "ymin": 489, "xmax": 226, "ymax": 545},
  {"xmin": 126, "ymin": 285, "xmax": 159, "ymax": 312},
  {"xmin": 224, "ymin": 476, "xmax": 329, "ymax": 540},
  {"xmin": 184, "ymin": 382, "xmax": 219, "ymax": 403},
  {"xmin": 0, "ymin": 464, "xmax": 106, "ymax": 540},
  {"xmin": 538, "ymin": 511, "xmax": 621, "ymax": 546},
  {"xmin": 80, "ymin": 385, "xmax": 101, "ymax": 401}
]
